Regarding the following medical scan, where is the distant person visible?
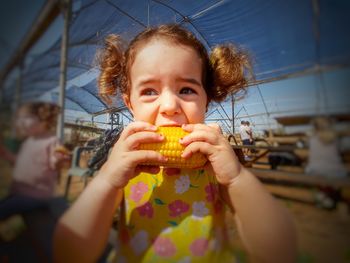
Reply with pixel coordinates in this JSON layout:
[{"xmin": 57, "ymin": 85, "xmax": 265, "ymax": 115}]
[
  {"xmin": 0, "ymin": 102, "xmax": 71, "ymax": 220},
  {"xmin": 239, "ymin": 120, "xmax": 251, "ymax": 159},
  {"xmin": 305, "ymin": 117, "xmax": 347, "ymax": 178},
  {"xmin": 246, "ymin": 121, "xmax": 254, "ymax": 144}
]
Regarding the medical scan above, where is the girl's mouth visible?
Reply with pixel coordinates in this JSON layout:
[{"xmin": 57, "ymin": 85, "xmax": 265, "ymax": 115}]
[{"xmin": 158, "ymin": 123, "xmax": 183, "ymax": 127}]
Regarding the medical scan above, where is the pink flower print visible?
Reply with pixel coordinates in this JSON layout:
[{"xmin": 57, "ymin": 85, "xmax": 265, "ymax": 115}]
[
  {"xmin": 130, "ymin": 230, "xmax": 149, "ymax": 255},
  {"xmin": 137, "ymin": 202, "xmax": 154, "ymax": 218},
  {"xmin": 175, "ymin": 175, "xmax": 190, "ymax": 194},
  {"xmin": 130, "ymin": 182, "xmax": 149, "ymax": 202},
  {"xmin": 190, "ymin": 238, "xmax": 209, "ymax": 257},
  {"xmin": 168, "ymin": 200, "xmax": 190, "ymax": 217},
  {"xmin": 153, "ymin": 236, "xmax": 176, "ymax": 257},
  {"xmin": 192, "ymin": 201, "xmax": 209, "ymax": 218},
  {"xmin": 205, "ymin": 183, "xmax": 217, "ymax": 202}
]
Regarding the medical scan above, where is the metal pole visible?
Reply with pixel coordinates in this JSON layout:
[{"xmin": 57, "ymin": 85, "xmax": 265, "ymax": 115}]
[
  {"xmin": 56, "ymin": 0, "xmax": 71, "ymax": 142},
  {"xmin": 147, "ymin": 0, "xmax": 150, "ymax": 26},
  {"xmin": 231, "ymin": 93, "xmax": 234, "ymax": 134},
  {"xmin": 234, "ymin": 106, "xmax": 244, "ymax": 118},
  {"xmin": 311, "ymin": 0, "xmax": 329, "ymax": 113},
  {"xmin": 218, "ymin": 102, "xmax": 232, "ymax": 129},
  {"xmin": 257, "ymin": 85, "xmax": 272, "ymax": 130},
  {"xmin": 14, "ymin": 65, "xmax": 23, "ymax": 110}
]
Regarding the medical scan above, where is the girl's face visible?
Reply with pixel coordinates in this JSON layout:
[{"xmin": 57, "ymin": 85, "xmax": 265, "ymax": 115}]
[
  {"xmin": 15, "ymin": 107, "xmax": 45, "ymax": 137},
  {"xmin": 124, "ymin": 39, "xmax": 208, "ymax": 127}
]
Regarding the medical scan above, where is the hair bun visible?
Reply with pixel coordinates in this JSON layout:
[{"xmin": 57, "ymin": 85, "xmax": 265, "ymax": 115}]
[
  {"xmin": 210, "ymin": 44, "xmax": 253, "ymax": 102},
  {"xmin": 97, "ymin": 34, "xmax": 126, "ymax": 104}
]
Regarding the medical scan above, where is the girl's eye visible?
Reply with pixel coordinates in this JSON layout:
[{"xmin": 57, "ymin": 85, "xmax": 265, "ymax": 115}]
[
  {"xmin": 180, "ymin": 87, "xmax": 196, "ymax": 94},
  {"xmin": 141, "ymin": 89, "xmax": 157, "ymax": 96}
]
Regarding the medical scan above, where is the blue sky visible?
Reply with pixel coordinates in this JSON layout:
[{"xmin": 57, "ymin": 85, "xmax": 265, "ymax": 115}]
[{"xmin": 209, "ymin": 67, "xmax": 350, "ymax": 134}]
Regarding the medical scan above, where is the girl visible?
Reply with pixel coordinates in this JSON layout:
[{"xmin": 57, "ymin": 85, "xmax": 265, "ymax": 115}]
[
  {"xmin": 54, "ymin": 24, "xmax": 296, "ymax": 263},
  {"xmin": 0, "ymin": 102, "xmax": 70, "ymax": 219}
]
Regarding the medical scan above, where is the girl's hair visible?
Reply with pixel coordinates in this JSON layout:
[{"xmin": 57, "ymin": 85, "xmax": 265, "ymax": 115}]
[
  {"xmin": 97, "ymin": 24, "xmax": 253, "ymax": 105},
  {"xmin": 19, "ymin": 102, "xmax": 60, "ymax": 130}
]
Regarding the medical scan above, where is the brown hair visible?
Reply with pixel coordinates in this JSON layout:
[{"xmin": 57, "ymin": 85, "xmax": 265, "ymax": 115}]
[
  {"xmin": 97, "ymin": 24, "xmax": 253, "ymax": 105},
  {"xmin": 19, "ymin": 102, "xmax": 60, "ymax": 130}
]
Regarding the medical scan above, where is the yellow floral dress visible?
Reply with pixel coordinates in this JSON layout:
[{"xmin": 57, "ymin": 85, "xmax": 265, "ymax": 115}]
[{"xmin": 113, "ymin": 168, "xmax": 237, "ymax": 263}]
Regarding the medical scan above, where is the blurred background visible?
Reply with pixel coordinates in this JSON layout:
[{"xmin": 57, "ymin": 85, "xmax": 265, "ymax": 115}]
[{"xmin": 0, "ymin": 0, "xmax": 349, "ymax": 262}]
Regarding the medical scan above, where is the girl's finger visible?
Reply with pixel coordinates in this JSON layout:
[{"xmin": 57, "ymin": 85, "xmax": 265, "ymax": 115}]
[
  {"xmin": 182, "ymin": 123, "xmax": 222, "ymax": 134},
  {"xmin": 180, "ymin": 130, "xmax": 218, "ymax": 146},
  {"xmin": 119, "ymin": 121, "xmax": 157, "ymax": 140},
  {"xmin": 124, "ymin": 131, "xmax": 164, "ymax": 150},
  {"xmin": 181, "ymin": 141, "xmax": 215, "ymax": 159},
  {"xmin": 128, "ymin": 150, "xmax": 168, "ymax": 165}
]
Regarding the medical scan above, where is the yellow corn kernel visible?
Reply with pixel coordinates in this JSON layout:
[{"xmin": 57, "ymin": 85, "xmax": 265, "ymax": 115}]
[{"xmin": 139, "ymin": 126, "xmax": 207, "ymax": 168}]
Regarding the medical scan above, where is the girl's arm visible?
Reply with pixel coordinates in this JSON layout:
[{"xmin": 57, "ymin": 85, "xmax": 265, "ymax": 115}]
[
  {"xmin": 222, "ymin": 168, "xmax": 297, "ymax": 263},
  {"xmin": 53, "ymin": 177, "xmax": 123, "ymax": 263},
  {"xmin": 53, "ymin": 122, "xmax": 166, "ymax": 263},
  {"xmin": 181, "ymin": 123, "xmax": 297, "ymax": 263}
]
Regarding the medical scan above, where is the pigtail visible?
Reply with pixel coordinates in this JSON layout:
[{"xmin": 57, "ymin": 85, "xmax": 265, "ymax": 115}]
[
  {"xmin": 97, "ymin": 34, "xmax": 126, "ymax": 104},
  {"xmin": 209, "ymin": 44, "xmax": 253, "ymax": 102}
]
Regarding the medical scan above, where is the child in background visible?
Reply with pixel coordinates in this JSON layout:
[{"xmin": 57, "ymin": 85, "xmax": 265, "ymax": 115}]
[
  {"xmin": 306, "ymin": 117, "xmax": 347, "ymax": 178},
  {"xmin": 0, "ymin": 102, "xmax": 70, "ymax": 220},
  {"xmin": 306, "ymin": 117, "xmax": 347, "ymax": 208},
  {"xmin": 54, "ymin": 24, "xmax": 296, "ymax": 263}
]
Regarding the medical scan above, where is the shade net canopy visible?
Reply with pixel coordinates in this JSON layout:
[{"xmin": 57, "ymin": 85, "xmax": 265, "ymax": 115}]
[{"xmin": 1, "ymin": 0, "xmax": 350, "ymax": 118}]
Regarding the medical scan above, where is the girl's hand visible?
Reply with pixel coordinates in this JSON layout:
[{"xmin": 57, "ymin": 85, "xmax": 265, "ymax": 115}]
[
  {"xmin": 99, "ymin": 121, "xmax": 167, "ymax": 189},
  {"xmin": 181, "ymin": 123, "xmax": 242, "ymax": 186}
]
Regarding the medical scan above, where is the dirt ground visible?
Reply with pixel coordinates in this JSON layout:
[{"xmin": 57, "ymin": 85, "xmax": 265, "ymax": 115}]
[{"xmin": 1, "ymin": 161, "xmax": 349, "ymax": 263}]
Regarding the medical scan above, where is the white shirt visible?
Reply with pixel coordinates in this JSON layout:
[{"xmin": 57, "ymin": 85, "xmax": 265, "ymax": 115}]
[
  {"xmin": 306, "ymin": 136, "xmax": 347, "ymax": 177},
  {"xmin": 239, "ymin": 125, "xmax": 250, "ymax": 140},
  {"xmin": 12, "ymin": 134, "xmax": 59, "ymax": 198}
]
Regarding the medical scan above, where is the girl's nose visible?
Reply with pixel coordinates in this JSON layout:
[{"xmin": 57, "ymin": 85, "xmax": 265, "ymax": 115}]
[{"xmin": 159, "ymin": 92, "xmax": 181, "ymax": 116}]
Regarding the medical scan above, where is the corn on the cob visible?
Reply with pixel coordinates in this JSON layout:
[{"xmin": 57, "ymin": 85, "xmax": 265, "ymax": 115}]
[{"xmin": 139, "ymin": 126, "xmax": 207, "ymax": 168}]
